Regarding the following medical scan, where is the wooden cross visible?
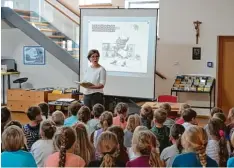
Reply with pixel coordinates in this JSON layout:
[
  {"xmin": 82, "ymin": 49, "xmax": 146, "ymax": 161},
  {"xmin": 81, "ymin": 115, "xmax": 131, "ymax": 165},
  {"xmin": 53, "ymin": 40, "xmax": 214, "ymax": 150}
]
[{"xmin": 193, "ymin": 20, "xmax": 202, "ymax": 44}]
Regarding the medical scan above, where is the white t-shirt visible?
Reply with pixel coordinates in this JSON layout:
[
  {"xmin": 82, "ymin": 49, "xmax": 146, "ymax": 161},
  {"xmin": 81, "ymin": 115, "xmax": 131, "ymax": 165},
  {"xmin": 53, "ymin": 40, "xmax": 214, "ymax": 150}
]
[
  {"xmin": 182, "ymin": 122, "xmax": 193, "ymax": 130},
  {"xmin": 83, "ymin": 65, "xmax": 106, "ymax": 95}
]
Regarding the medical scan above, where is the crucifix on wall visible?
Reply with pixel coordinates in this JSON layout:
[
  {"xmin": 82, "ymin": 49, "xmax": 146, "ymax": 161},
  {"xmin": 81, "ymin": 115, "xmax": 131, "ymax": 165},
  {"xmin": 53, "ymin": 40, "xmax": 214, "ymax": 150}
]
[{"xmin": 193, "ymin": 20, "xmax": 202, "ymax": 44}]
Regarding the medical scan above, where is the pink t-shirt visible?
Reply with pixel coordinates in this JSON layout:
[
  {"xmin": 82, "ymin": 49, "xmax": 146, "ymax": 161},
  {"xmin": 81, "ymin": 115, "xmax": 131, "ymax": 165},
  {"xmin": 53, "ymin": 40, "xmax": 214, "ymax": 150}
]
[
  {"xmin": 44, "ymin": 152, "xmax": 86, "ymax": 167},
  {"xmin": 113, "ymin": 116, "xmax": 127, "ymax": 129},
  {"xmin": 175, "ymin": 118, "xmax": 184, "ymax": 125}
]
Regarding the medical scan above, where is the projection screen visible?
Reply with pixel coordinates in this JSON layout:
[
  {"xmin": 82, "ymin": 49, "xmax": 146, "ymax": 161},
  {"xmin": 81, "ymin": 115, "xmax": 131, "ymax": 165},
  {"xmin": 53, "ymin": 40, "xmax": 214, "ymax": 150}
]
[{"xmin": 79, "ymin": 8, "xmax": 158, "ymax": 99}]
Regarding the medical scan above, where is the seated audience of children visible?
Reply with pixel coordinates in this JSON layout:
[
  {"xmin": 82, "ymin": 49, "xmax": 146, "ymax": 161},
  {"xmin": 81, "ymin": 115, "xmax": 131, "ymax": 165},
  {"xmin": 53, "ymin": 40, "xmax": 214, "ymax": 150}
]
[
  {"xmin": 124, "ymin": 114, "xmax": 141, "ymax": 148},
  {"xmin": 113, "ymin": 102, "xmax": 128, "ymax": 129},
  {"xmin": 151, "ymin": 108, "xmax": 171, "ymax": 153},
  {"xmin": 175, "ymin": 103, "xmax": 191, "ymax": 125},
  {"xmin": 182, "ymin": 108, "xmax": 197, "ymax": 130},
  {"xmin": 64, "ymin": 101, "xmax": 82, "ymax": 126},
  {"xmin": 140, "ymin": 104, "xmax": 153, "ymax": 129},
  {"xmin": 51, "ymin": 110, "xmax": 65, "ymax": 129},
  {"xmin": 31, "ymin": 120, "xmax": 56, "ymax": 167},
  {"xmin": 23, "ymin": 106, "xmax": 43, "ymax": 151}
]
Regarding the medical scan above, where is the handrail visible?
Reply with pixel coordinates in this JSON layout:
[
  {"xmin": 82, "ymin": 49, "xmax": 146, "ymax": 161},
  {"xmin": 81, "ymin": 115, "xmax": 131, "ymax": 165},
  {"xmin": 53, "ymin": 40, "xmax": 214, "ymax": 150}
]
[
  {"xmin": 57, "ymin": 0, "xmax": 80, "ymax": 17},
  {"xmin": 79, "ymin": 3, "xmax": 113, "ymax": 8},
  {"xmin": 45, "ymin": 0, "xmax": 79, "ymax": 25},
  {"xmin": 155, "ymin": 70, "xmax": 167, "ymax": 79}
]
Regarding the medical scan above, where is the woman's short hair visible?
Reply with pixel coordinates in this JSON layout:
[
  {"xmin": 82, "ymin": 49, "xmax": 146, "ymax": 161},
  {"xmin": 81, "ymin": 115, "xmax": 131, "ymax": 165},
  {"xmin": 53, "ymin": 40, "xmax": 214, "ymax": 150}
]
[
  {"xmin": 2, "ymin": 125, "xmax": 25, "ymax": 151},
  {"xmin": 87, "ymin": 49, "xmax": 100, "ymax": 60}
]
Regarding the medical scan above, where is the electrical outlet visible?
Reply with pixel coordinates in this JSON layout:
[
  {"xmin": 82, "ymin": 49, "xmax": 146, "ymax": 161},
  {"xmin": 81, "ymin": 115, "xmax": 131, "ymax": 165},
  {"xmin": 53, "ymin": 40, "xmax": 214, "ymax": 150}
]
[{"xmin": 207, "ymin": 62, "xmax": 213, "ymax": 68}]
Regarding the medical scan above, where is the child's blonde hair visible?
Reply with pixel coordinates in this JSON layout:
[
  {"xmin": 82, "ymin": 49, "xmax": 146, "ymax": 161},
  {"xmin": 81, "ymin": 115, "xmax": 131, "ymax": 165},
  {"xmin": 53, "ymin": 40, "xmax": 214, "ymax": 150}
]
[
  {"xmin": 51, "ymin": 111, "xmax": 65, "ymax": 126},
  {"xmin": 97, "ymin": 131, "xmax": 119, "ymax": 167},
  {"xmin": 40, "ymin": 120, "xmax": 56, "ymax": 139},
  {"xmin": 100, "ymin": 111, "xmax": 113, "ymax": 131},
  {"xmin": 2, "ymin": 125, "xmax": 25, "ymax": 151},
  {"xmin": 159, "ymin": 103, "xmax": 171, "ymax": 113},
  {"xmin": 182, "ymin": 126, "xmax": 208, "ymax": 167},
  {"xmin": 132, "ymin": 130, "xmax": 162, "ymax": 167},
  {"xmin": 179, "ymin": 103, "xmax": 191, "ymax": 114},
  {"xmin": 228, "ymin": 107, "xmax": 234, "ymax": 124},
  {"xmin": 72, "ymin": 123, "xmax": 94, "ymax": 164},
  {"xmin": 154, "ymin": 108, "xmax": 167, "ymax": 124},
  {"xmin": 114, "ymin": 102, "xmax": 128, "ymax": 123},
  {"xmin": 126, "ymin": 114, "xmax": 141, "ymax": 132}
]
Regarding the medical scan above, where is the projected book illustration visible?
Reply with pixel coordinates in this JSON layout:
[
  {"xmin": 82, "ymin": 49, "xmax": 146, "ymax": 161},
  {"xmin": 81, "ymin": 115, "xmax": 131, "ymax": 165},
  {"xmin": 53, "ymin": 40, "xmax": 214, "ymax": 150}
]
[{"xmin": 88, "ymin": 20, "xmax": 149, "ymax": 73}]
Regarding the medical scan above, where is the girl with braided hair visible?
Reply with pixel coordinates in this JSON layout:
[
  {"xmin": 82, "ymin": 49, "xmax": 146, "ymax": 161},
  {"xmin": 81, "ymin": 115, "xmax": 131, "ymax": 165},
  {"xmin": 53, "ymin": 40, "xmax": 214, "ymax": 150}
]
[
  {"xmin": 88, "ymin": 131, "xmax": 125, "ymax": 167},
  {"xmin": 206, "ymin": 118, "xmax": 229, "ymax": 166},
  {"xmin": 126, "ymin": 130, "xmax": 163, "ymax": 167},
  {"xmin": 44, "ymin": 127, "xmax": 85, "ymax": 167},
  {"xmin": 113, "ymin": 102, "xmax": 128, "ymax": 129},
  {"xmin": 172, "ymin": 126, "xmax": 218, "ymax": 167}
]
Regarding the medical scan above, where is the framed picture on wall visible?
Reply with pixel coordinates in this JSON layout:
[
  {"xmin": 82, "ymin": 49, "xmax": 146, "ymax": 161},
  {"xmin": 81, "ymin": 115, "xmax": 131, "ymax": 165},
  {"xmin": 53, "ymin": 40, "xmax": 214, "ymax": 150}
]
[{"xmin": 23, "ymin": 46, "xmax": 45, "ymax": 65}]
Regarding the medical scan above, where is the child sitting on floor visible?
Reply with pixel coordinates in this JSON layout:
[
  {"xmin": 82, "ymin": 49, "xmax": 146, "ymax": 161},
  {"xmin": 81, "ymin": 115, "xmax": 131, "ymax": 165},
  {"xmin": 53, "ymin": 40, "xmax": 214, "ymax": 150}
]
[
  {"xmin": 160, "ymin": 103, "xmax": 175, "ymax": 128},
  {"xmin": 38, "ymin": 102, "xmax": 49, "ymax": 120},
  {"xmin": 151, "ymin": 108, "xmax": 171, "ymax": 153},
  {"xmin": 182, "ymin": 108, "xmax": 197, "ymax": 130},
  {"xmin": 175, "ymin": 103, "xmax": 191, "ymax": 125},
  {"xmin": 64, "ymin": 101, "xmax": 82, "ymax": 126},
  {"xmin": 78, "ymin": 106, "xmax": 92, "ymax": 136},
  {"xmin": 113, "ymin": 102, "xmax": 128, "ymax": 129},
  {"xmin": 51, "ymin": 110, "xmax": 65, "ymax": 129},
  {"xmin": 140, "ymin": 104, "xmax": 153, "ymax": 129}
]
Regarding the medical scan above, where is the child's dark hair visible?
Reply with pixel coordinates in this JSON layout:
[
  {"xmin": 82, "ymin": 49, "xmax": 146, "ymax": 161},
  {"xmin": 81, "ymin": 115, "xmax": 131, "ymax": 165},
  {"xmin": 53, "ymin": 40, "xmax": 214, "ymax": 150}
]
[
  {"xmin": 1, "ymin": 107, "xmax": 11, "ymax": 133},
  {"xmin": 54, "ymin": 127, "xmax": 76, "ymax": 167},
  {"xmin": 115, "ymin": 102, "xmax": 128, "ymax": 123},
  {"xmin": 213, "ymin": 112, "xmax": 226, "ymax": 123},
  {"xmin": 170, "ymin": 124, "xmax": 185, "ymax": 153},
  {"xmin": 4, "ymin": 120, "xmax": 22, "ymax": 129},
  {"xmin": 108, "ymin": 126, "xmax": 124, "ymax": 148},
  {"xmin": 38, "ymin": 102, "xmax": 49, "ymax": 119},
  {"xmin": 41, "ymin": 120, "xmax": 56, "ymax": 139},
  {"xmin": 27, "ymin": 106, "xmax": 42, "ymax": 121},
  {"xmin": 100, "ymin": 111, "xmax": 113, "ymax": 131},
  {"xmin": 159, "ymin": 103, "xmax": 171, "ymax": 113},
  {"xmin": 208, "ymin": 118, "xmax": 228, "ymax": 166},
  {"xmin": 182, "ymin": 108, "xmax": 197, "ymax": 122},
  {"xmin": 93, "ymin": 103, "xmax": 105, "ymax": 118},
  {"xmin": 210, "ymin": 107, "xmax": 223, "ymax": 117},
  {"xmin": 154, "ymin": 108, "xmax": 167, "ymax": 124},
  {"xmin": 68, "ymin": 101, "xmax": 82, "ymax": 116},
  {"xmin": 140, "ymin": 105, "xmax": 153, "ymax": 129},
  {"xmin": 78, "ymin": 106, "xmax": 91, "ymax": 123}
]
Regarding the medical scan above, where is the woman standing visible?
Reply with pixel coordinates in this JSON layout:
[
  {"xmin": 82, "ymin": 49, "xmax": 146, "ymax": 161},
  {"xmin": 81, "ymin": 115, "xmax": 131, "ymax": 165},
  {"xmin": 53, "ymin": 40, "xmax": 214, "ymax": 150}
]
[{"xmin": 82, "ymin": 49, "xmax": 106, "ymax": 110}]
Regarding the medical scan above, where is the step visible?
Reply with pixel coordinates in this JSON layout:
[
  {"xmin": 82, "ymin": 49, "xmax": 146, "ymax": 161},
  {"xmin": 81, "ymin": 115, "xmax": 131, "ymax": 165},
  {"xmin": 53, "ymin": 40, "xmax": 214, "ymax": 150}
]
[
  {"xmin": 21, "ymin": 15, "xmax": 39, "ymax": 20},
  {"xmin": 14, "ymin": 9, "xmax": 31, "ymax": 15},
  {"xmin": 48, "ymin": 35, "xmax": 66, "ymax": 39},
  {"xmin": 30, "ymin": 22, "xmax": 49, "ymax": 26},
  {"xmin": 54, "ymin": 41, "xmax": 63, "ymax": 45},
  {"xmin": 67, "ymin": 48, "xmax": 79, "ymax": 51},
  {"xmin": 40, "ymin": 28, "xmax": 57, "ymax": 33}
]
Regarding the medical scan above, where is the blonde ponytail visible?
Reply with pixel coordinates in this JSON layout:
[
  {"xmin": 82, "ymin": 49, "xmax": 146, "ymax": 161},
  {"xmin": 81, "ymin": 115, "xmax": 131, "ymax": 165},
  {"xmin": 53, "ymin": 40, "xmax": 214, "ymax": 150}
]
[
  {"xmin": 196, "ymin": 147, "xmax": 207, "ymax": 168},
  {"xmin": 149, "ymin": 148, "xmax": 163, "ymax": 167}
]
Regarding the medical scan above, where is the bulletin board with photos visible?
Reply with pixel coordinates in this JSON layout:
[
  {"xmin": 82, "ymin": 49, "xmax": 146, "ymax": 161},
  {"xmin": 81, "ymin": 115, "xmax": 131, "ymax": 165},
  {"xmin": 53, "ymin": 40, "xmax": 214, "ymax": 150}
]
[{"xmin": 171, "ymin": 75, "xmax": 215, "ymax": 109}]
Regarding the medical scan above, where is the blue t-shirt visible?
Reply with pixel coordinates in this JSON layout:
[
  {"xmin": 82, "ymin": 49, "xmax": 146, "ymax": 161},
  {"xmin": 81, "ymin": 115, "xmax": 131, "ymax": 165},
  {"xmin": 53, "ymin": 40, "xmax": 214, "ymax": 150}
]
[
  {"xmin": 227, "ymin": 157, "xmax": 234, "ymax": 167},
  {"xmin": 172, "ymin": 152, "xmax": 218, "ymax": 167},
  {"xmin": 1, "ymin": 150, "xmax": 37, "ymax": 167},
  {"xmin": 64, "ymin": 115, "xmax": 78, "ymax": 126}
]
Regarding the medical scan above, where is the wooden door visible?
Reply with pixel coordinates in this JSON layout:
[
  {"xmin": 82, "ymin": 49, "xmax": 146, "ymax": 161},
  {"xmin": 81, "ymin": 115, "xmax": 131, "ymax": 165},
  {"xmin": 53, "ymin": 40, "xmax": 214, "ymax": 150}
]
[{"xmin": 218, "ymin": 36, "xmax": 234, "ymax": 113}]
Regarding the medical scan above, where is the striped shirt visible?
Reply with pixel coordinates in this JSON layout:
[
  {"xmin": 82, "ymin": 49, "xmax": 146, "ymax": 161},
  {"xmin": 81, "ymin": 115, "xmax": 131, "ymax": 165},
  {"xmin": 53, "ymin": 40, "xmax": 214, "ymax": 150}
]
[
  {"xmin": 206, "ymin": 140, "xmax": 219, "ymax": 165},
  {"xmin": 23, "ymin": 124, "xmax": 40, "ymax": 151}
]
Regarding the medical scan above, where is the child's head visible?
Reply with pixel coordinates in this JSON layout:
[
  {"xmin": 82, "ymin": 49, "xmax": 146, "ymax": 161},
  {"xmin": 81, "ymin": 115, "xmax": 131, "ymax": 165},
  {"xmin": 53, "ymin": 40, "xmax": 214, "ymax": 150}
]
[
  {"xmin": 208, "ymin": 118, "xmax": 228, "ymax": 166},
  {"xmin": 2, "ymin": 125, "xmax": 25, "ymax": 151},
  {"xmin": 40, "ymin": 120, "xmax": 56, "ymax": 139},
  {"xmin": 170, "ymin": 124, "xmax": 185, "ymax": 153},
  {"xmin": 100, "ymin": 111, "xmax": 113, "ymax": 131},
  {"xmin": 159, "ymin": 103, "xmax": 171, "ymax": 113},
  {"xmin": 213, "ymin": 112, "xmax": 226, "ymax": 123},
  {"xmin": 108, "ymin": 126, "xmax": 124, "ymax": 148},
  {"xmin": 140, "ymin": 104, "xmax": 153, "ymax": 120},
  {"xmin": 53, "ymin": 126, "xmax": 76, "ymax": 167},
  {"xmin": 126, "ymin": 114, "xmax": 141, "ymax": 132},
  {"xmin": 38, "ymin": 102, "xmax": 49, "ymax": 119},
  {"xmin": 228, "ymin": 108, "xmax": 234, "ymax": 124},
  {"xmin": 68, "ymin": 101, "xmax": 82, "ymax": 116},
  {"xmin": 114, "ymin": 102, "xmax": 128, "ymax": 123},
  {"xmin": 181, "ymin": 126, "xmax": 208, "ymax": 167},
  {"xmin": 182, "ymin": 108, "xmax": 197, "ymax": 124},
  {"xmin": 27, "ymin": 106, "xmax": 42, "ymax": 124},
  {"xmin": 179, "ymin": 103, "xmax": 191, "ymax": 114},
  {"xmin": 93, "ymin": 103, "xmax": 105, "ymax": 118},
  {"xmin": 78, "ymin": 106, "xmax": 91, "ymax": 124},
  {"xmin": 210, "ymin": 107, "xmax": 223, "ymax": 117},
  {"xmin": 51, "ymin": 111, "xmax": 65, "ymax": 126},
  {"xmin": 132, "ymin": 130, "xmax": 162, "ymax": 167},
  {"xmin": 97, "ymin": 131, "xmax": 119, "ymax": 167},
  {"xmin": 4, "ymin": 120, "xmax": 22, "ymax": 130},
  {"xmin": 72, "ymin": 123, "xmax": 93, "ymax": 164},
  {"xmin": 1, "ymin": 107, "xmax": 11, "ymax": 132},
  {"xmin": 153, "ymin": 108, "xmax": 167, "ymax": 125}
]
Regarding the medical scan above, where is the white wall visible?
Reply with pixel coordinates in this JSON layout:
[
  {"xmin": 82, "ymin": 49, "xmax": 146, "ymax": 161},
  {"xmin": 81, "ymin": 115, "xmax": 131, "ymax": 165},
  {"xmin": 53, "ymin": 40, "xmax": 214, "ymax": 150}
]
[
  {"xmin": 1, "ymin": 29, "xmax": 78, "ymax": 91},
  {"xmin": 156, "ymin": 0, "xmax": 234, "ymax": 115}
]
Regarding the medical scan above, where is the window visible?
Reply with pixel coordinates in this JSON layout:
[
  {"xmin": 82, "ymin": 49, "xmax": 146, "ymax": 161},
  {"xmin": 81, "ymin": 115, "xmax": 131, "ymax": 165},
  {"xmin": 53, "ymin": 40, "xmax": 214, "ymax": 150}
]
[
  {"xmin": 79, "ymin": 0, "xmax": 111, "ymax": 5},
  {"xmin": 125, "ymin": 0, "xmax": 160, "ymax": 38}
]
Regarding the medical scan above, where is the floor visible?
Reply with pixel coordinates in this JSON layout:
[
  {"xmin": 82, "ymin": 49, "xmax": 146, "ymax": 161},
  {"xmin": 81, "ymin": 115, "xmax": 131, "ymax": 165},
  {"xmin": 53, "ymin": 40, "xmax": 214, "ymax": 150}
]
[{"xmin": 12, "ymin": 111, "xmax": 209, "ymax": 127}]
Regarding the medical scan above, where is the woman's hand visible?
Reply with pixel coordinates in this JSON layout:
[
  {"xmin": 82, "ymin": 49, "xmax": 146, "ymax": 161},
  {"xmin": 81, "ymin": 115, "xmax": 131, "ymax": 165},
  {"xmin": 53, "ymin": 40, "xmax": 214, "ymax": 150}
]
[{"xmin": 88, "ymin": 84, "xmax": 104, "ymax": 89}]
